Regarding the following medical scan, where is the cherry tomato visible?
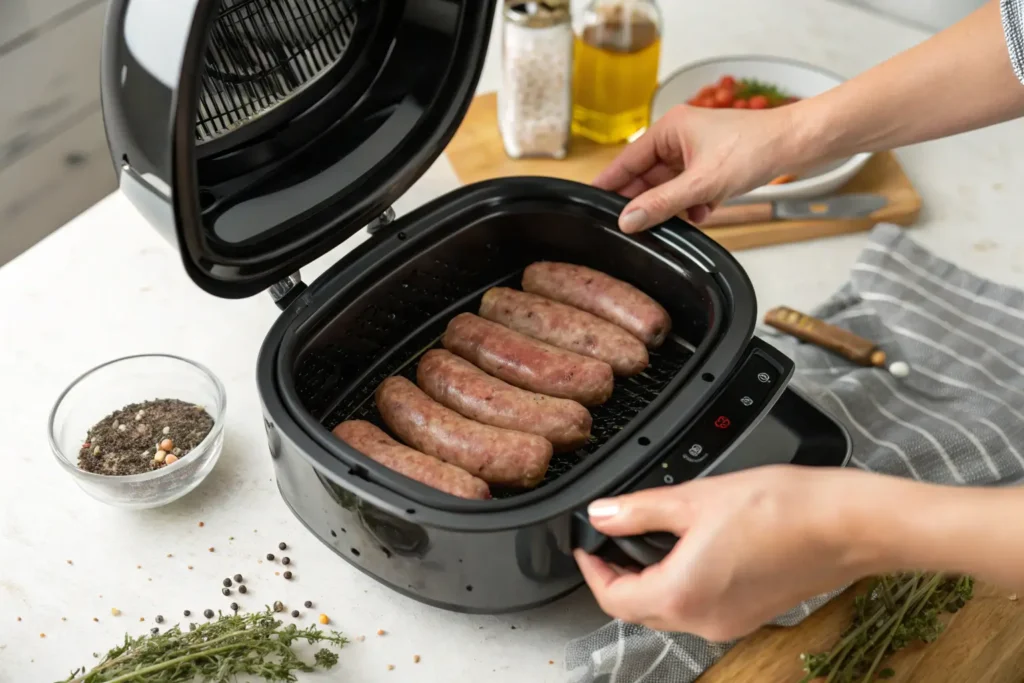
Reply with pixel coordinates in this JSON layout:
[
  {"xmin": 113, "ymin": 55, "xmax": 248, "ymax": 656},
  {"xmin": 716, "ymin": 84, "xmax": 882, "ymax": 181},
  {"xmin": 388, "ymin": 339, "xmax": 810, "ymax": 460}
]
[
  {"xmin": 698, "ymin": 86, "xmax": 716, "ymax": 99},
  {"xmin": 732, "ymin": 99, "xmax": 749, "ymax": 109},
  {"xmin": 749, "ymin": 95, "xmax": 769, "ymax": 110},
  {"xmin": 695, "ymin": 96, "xmax": 715, "ymax": 108},
  {"xmin": 718, "ymin": 75, "xmax": 736, "ymax": 90},
  {"xmin": 713, "ymin": 87, "xmax": 734, "ymax": 108}
]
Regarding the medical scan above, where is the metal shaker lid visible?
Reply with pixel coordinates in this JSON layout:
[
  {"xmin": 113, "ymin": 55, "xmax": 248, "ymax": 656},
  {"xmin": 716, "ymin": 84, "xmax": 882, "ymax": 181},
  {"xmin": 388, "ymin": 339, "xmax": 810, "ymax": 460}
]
[{"xmin": 504, "ymin": 1, "xmax": 571, "ymax": 28}]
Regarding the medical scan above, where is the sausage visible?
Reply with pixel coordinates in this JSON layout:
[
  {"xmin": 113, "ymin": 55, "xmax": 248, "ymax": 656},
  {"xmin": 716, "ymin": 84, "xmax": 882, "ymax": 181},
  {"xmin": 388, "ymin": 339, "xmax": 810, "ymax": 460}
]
[
  {"xmin": 522, "ymin": 262, "xmax": 672, "ymax": 348},
  {"xmin": 442, "ymin": 313, "xmax": 614, "ymax": 406},
  {"xmin": 332, "ymin": 420, "xmax": 491, "ymax": 500},
  {"xmin": 375, "ymin": 376, "xmax": 553, "ymax": 488},
  {"xmin": 479, "ymin": 287, "xmax": 649, "ymax": 376},
  {"xmin": 416, "ymin": 349, "xmax": 592, "ymax": 452}
]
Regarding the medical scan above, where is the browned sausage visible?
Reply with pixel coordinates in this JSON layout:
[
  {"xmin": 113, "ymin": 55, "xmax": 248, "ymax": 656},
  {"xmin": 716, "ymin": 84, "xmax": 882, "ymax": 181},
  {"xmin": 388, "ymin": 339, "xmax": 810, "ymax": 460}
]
[
  {"xmin": 522, "ymin": 262, "xmax": 672, "ymax": 348},
  {"xmin": 442, "ymin": 313, "xmax": 614, "ymax": 406},
  {"xmin": 416, "ymin": 349, "xmax": 592, "ymax": 452},
  {"xmin": 479, "ymin": 287, "xmax": 649, "ymax": 376},
  {"xmin": 332, "ymin": 420, "xmax": 491, "ymax": 500},
  {"xmin": 375, "ymin": 376, "xmax": 553, "ymax": 488}
]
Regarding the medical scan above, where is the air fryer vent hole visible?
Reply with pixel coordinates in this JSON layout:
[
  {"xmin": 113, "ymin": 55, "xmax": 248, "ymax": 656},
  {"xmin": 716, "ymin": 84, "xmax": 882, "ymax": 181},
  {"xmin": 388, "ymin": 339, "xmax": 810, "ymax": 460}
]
[
  {"xmin": 405, "ymin": 509, "xmax": 415, "ymax": 515},
  {"xmin": 350, "ymin": 547, "xmax": 360, "ymax": 556},
  {"xmin": 701, "ymin": 372, "xmax": 715, "ymax": 382},
  {"xmin": 637, "ymin": 436, "xmax": 650, "ymax": 446},
  {"xmin": 465, "ymin": 585, "xmax": 473, "ymax": 592}
]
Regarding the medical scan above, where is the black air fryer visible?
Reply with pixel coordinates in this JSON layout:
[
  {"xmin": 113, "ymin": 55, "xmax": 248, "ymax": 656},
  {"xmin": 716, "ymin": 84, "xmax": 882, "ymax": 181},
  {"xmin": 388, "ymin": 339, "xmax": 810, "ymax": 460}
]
[{"xmin": 99, "ymin": 0, "xmax": 851, "ymax": 613}]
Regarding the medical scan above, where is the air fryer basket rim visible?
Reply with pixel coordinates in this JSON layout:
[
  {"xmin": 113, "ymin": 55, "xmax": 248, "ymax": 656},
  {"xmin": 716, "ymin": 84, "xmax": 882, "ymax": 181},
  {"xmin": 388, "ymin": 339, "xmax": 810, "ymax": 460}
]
[{"xmin": 257, "ymin": 178, "xmax": 761, "ymax": 532}]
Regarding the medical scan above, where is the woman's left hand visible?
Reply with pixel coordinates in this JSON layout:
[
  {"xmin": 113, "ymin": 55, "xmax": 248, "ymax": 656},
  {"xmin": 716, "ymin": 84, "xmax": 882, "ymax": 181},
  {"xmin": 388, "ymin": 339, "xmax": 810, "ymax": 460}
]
[{"xmin": 575, "ymin": 465, "xmax": 906, "ymax": 641}]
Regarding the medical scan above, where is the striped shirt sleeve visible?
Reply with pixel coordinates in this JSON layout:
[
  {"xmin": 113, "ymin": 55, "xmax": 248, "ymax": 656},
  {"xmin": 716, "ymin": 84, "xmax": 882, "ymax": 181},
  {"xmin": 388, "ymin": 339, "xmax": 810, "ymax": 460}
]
[{"xmin": 1003, "ymin": 0, "xmax": 1024, "ymax": 84}]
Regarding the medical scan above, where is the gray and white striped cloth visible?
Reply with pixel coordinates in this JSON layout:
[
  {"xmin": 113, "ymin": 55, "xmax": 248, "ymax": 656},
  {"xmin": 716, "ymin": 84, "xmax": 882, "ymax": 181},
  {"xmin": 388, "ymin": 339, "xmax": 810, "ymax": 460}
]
[{"xmin": 564, "ymin": 223, "xmax": 1024, "ymax": 683}]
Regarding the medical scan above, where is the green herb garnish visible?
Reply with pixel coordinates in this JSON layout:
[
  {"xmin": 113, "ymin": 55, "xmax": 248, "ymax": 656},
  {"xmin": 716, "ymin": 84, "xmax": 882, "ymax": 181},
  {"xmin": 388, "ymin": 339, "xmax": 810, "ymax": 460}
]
[
  {"xmin": 59, "ymin": 607, "xmax": 348, "ymax": 683},
  {"xmin": 799, "ymin": 572, "xmax": 974, "ymax": 682},
  {"xmin": 735, "ymin": 78, "xmax": 792, "ymax": 106}
]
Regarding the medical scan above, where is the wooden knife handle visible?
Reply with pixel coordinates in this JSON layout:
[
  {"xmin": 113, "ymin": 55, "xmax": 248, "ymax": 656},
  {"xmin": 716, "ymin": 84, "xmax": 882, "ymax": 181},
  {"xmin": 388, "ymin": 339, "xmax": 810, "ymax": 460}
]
[{"xmin": 697, "ymin": 203, "xmax": 773, "ymax": 227}]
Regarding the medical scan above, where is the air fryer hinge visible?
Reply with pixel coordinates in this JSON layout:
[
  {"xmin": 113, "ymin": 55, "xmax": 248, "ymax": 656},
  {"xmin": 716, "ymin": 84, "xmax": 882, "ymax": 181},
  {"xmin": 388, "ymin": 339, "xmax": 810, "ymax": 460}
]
[
  {"xmin": 366, "ymin": 206, "xmax": 396, "ymax": 234},
  {"xmin": 267, "ymin": 207, "xmax": 397, "ymax": 310}
]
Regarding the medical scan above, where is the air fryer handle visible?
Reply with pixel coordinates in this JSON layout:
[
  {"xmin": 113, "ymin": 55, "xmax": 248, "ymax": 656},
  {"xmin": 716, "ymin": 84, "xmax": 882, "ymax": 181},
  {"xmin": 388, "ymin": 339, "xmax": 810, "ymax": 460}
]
[{"xmin": 572, "ymin": 510, "xmax": 679, "ymax": 568}]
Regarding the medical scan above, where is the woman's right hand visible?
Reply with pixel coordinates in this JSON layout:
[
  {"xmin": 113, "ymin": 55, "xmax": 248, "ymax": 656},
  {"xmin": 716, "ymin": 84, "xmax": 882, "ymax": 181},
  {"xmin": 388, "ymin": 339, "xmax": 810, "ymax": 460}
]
[{"xmin": 593, "ymin": 104, "xmax": 806, "ymax": 233}]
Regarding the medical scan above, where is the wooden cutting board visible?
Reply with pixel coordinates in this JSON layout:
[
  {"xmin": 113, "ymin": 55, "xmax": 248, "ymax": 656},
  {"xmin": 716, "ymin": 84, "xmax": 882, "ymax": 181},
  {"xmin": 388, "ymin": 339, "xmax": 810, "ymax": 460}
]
[
  {"xmin": 445, "ymin": 93, "xmax": 922, "ymax": 251},
  {"xmin": 699, "ymin": 578, "xmax": 1024, "ymax": 683}
]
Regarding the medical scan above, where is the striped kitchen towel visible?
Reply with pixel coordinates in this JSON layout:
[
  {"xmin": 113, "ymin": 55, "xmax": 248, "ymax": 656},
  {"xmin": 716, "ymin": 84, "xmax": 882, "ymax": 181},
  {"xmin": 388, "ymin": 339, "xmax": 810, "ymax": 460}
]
[{"xmin": 565, "ymin": 223, "xmax": 1024, "ymax": 683}]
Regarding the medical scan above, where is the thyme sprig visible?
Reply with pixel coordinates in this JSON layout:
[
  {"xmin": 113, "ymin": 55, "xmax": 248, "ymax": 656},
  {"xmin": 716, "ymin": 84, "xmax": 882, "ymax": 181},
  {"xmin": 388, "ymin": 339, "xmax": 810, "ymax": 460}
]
[
  {"xmin": 799, "ymin": 573, "xmax": 974, "ymax": 682},
  {"xmin": 59, "ymin": 607, "xmax": 347, "ymax": 683}
]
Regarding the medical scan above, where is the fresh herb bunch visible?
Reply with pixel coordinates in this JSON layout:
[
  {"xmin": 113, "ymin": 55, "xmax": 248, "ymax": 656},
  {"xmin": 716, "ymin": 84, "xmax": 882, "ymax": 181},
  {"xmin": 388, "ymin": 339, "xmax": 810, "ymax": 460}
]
[
  {"xmin": 735, "ymin": 78, "xmax": 791, "ymax": 106},
  {"xmin": 59, "ymin": 607, "xmax": 347, "ymax": 683},
  {"xmin": 799, "ymin": 572, "xmax": 974, "ymax": 683}
]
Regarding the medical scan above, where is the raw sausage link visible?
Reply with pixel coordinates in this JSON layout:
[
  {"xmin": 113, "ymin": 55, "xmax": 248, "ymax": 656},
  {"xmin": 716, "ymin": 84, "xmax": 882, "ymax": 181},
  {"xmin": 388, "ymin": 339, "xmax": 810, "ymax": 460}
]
[
  {"xmin": 332, "ymin": 420, "xmax": 491, "ymax": 500},
  {"xmin": 522, "ymin": 262, "xmax": 672, "ymax": 348},
  {"xmin": 375, "ymin": 376, "xmax": 553, "ymax": 488},
  {"xmin": 479, "ymin": 287, "xmax": 649, "ymax": 376},
  {"xmin": 417, "ymin": 348, "xmax": 592, "ymax": 452},
  {"xmin": 442, "ymin": 313, "xmax": 614, "ymax": 406}
]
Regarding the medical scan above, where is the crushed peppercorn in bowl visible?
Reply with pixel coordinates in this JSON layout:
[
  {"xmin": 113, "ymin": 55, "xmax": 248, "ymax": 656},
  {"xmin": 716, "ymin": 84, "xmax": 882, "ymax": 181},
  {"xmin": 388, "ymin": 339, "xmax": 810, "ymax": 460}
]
[{"xmin": 48, "ymin": 354, "xmax": 227, "ymax": 509}]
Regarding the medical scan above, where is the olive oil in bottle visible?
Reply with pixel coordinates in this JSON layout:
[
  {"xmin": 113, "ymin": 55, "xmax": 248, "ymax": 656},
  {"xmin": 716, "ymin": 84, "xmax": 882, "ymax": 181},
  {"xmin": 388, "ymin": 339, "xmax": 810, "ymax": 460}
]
[{"xmin": 572, "ymin": 1, "xmax": 662, "ymax": 144}]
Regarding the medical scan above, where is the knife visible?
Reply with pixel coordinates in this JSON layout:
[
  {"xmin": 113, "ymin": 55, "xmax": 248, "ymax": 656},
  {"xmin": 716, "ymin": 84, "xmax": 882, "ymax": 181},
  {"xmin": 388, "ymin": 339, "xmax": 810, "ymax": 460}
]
[{"xmin": 698, "ymin": 193, "xmax": 888, "ymax": 228}]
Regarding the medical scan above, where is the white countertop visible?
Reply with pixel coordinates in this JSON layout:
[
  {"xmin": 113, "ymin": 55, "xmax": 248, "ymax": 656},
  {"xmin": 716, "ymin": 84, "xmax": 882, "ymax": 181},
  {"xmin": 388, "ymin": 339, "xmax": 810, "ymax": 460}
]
[{"xmin": 2, "ymin": 1, "xmax": 1023, "ymax": 681}]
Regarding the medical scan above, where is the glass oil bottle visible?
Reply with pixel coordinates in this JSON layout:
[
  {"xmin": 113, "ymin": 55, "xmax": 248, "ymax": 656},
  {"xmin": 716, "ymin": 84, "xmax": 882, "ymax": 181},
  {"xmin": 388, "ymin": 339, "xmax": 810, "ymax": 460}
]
[{"xmin": 571, "ymin": 0, "xmax": 662, "ymax": 144}]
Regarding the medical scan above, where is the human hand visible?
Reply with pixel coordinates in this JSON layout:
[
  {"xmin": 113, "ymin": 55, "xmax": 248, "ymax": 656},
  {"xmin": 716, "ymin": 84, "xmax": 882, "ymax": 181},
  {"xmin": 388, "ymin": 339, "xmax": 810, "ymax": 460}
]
[
  {"xmin": 592, "ymin": 104, "xmax": 803, "ymax": 233},
  {"xmin": 574, "ymin": 465, "xmax": 904, "ymax": 641}
]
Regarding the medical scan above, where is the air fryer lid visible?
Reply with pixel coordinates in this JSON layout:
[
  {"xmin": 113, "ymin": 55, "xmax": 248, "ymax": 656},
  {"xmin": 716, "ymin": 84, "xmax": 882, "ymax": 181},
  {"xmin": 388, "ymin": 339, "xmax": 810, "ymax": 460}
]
[{"xmin": 101, "ymin": 0, "xmax": 494, "ymax": 298}]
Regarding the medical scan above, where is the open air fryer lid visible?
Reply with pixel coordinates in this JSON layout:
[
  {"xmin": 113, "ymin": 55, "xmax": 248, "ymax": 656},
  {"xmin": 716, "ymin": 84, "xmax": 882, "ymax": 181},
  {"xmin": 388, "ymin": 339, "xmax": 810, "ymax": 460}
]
[{"xmin": 100, "ymin": 0, "xmax": 495, "ymax": 299}]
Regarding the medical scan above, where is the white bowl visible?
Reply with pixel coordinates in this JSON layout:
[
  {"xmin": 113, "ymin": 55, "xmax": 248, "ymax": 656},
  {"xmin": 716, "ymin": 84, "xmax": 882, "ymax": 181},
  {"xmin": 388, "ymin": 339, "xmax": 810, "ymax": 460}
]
[{"xmin": 651, "ymin": 55, "xmax": 872, "ymax": 202}]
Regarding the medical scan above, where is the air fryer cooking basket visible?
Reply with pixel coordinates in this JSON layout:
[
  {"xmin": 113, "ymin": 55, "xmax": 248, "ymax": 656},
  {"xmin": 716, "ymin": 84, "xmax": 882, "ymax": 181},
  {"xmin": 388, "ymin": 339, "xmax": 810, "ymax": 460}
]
[{"xmin": 281, "ymin": 190, "xmax": 739, "ymax": 512}]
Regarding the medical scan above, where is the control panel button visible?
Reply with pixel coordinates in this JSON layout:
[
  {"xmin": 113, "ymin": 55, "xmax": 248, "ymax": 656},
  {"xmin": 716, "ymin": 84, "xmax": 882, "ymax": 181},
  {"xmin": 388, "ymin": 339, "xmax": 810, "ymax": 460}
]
[
  {"xmin": 682, "ymin": 443, "xmax": 707, "ymax": 462},
  {"xmin": 740, "ymin": 396, "xmax": 754, "ymax": 407}
]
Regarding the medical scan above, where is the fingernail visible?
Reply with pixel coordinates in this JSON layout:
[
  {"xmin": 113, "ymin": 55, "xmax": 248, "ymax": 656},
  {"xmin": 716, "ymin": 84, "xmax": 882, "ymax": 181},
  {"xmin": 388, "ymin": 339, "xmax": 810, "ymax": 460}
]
[
  {"xmin": 588, "ymin": 500, "xmax": 620, "ymax": 518},
  {"xmin": 620, "ymin": 209, "xmax": 648, "ymax": 233}
]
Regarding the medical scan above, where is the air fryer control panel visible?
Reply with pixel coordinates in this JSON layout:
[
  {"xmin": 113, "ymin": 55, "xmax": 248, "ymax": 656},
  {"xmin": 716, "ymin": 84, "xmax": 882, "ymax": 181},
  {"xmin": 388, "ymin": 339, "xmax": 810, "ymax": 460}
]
[{"xmin": 629, "ymin": 336, "xmax": 794, "ymax": 493}]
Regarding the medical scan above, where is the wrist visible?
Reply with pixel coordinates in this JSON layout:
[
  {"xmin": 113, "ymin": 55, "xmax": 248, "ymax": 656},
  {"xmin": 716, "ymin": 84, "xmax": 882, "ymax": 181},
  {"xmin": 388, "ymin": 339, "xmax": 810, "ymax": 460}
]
[
  {"xmin": 811, "ymin": 470, "xmax": 919, "ymax": 578},
  {"xmin": 776, "ymin": 93, "xmax": 846, "ymax": 174}
]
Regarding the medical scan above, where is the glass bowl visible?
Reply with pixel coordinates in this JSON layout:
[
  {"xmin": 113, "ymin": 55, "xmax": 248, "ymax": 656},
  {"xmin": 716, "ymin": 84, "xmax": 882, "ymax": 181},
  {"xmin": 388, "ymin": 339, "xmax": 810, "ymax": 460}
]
[{"xmin": 48, "ymin": 354, "xmax": 227, "ymax": 509}]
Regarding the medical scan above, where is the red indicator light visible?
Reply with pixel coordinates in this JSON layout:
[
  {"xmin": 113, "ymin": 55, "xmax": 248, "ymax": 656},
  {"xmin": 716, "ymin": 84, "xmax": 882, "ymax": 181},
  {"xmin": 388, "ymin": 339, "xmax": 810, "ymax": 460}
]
[{"xmin": 714, "ymin": 416, "xmax": 731, "ymax": 429}]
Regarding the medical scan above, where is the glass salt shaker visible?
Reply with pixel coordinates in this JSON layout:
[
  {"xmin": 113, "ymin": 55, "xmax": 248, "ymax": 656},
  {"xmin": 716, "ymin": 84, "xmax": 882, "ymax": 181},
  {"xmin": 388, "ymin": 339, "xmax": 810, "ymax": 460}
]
[{"xmin": 498, "ymin": 1, "xmax": 573, "ymax": 159}]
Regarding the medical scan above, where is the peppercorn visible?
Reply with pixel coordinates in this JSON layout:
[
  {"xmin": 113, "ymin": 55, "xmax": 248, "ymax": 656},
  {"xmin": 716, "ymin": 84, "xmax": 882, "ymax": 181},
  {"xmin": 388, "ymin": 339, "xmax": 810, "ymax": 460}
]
[
  {"xmin": 238, "ymin": 585, "xmax": 248, "ymax": 594},
  {"xmin": 223, "ymin": 578, "xmax": 232, "ymax": 587},
  {"xmin": 150, "ymin": 627, "xmax": 159, "ymax": 635},
  {"xmin": 155, "ymin": 615, "xmax": 164, "ymax": 624},
  {"xmin": 283, "ymin": 571, "xmax": 292, "ymax": 580},
  {"xmin": 183, "ymin": 610, "xmax": 191, "ymax": 617},
  {"xmin": 266, "ymin": 553, "xmax": 275, "ymax": 561},
  {"xmin": 291, "ymin": 610, "xmax": 299, "ymax": 618},
  {"xmin": 233, "ymin": 574, "xmax": 243, "ymax": 583},
  {"xmin": 222, "ymin": 588, "xmax": 231, "ymax": 596},
  {"xmin": 282, "ymin": 557, "xmax": 290, "ymax": 565},
  {"xmin": 273, "ymin": 601, "xmax": 284, "ymax": 613},
  {"xmin": 304, "ymin": 600, "xmax": 313, "ymax": 608},
  {"xmin": 204, "ymin": 609, "xmax": 214, "ymax": 619},
  {"xmin": 230, "ymin": 603, "xmax": 239, "ymax": 612},
  {"xmin": 278, "ymin": 542, "xmax": 287, "ymax": 550}
]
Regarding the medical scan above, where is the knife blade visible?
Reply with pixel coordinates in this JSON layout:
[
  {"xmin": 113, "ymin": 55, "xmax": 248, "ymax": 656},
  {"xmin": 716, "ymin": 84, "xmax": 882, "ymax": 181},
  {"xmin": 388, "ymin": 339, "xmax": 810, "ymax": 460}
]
[{"xmin": 699, "ymin": 193, "xmax": 888, "ymax": 228}]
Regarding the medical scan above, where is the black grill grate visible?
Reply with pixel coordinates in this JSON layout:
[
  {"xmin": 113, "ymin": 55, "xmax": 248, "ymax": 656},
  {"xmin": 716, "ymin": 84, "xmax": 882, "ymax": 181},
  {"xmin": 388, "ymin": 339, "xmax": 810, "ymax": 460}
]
[
  {"xmin": 293, "ymin": 261, "xmax": 694, "ymax": 499},
  {"xmin": 196, "ymin": 0, "xmax": 364, "ymax": 144}
]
